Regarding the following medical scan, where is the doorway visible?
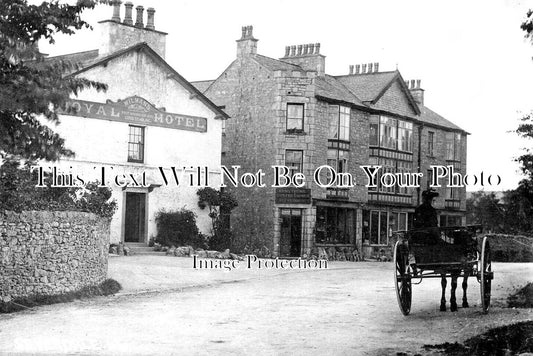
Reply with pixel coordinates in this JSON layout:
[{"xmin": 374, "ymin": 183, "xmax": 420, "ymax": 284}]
[
  {"xmin": 124, "ymin": 192, "xmax": 146, "ymax": 243},
  {"xmin": 279, "ymin": 208, "xmax": 302, "ymax": 257}
]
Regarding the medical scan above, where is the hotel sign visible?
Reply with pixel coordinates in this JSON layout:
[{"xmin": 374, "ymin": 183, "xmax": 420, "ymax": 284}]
[{"xmin": 61, "ymin": 96, "xmax": 207, "ymax": 132}]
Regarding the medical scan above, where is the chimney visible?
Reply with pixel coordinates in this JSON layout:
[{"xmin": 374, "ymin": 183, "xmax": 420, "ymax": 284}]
[
  {"xmin": 123, "ymin": 2, "xmax": 133, "ymax": 25},
  {"xmin": 349, "ymin": 65, "xmax": 354, "ymax": 75},
  {"xmin": 374, "ymin": 62, "xmax": 379, "ymax": 72},
  {"xmin": 281, "ymin": 42, "xmax": 326, "ymax": 76},
  {"xmin": 134, "ymin": 6, "xmax": 144, "ymax": 28},
  {"xmin": 355, "ymin": 64, "xmax": 360, "ymax": 74},
  {"xmin": 99, "ymin": 2, "xmax": 167, "ymax": 58},
  {"xmin": 408, "ymin": 79, "xmax": 424, "ymax": 105},
  {"xmin": 145, "ymin": 7, "xmax": 155, "ymax": 30},
  {"xmin": 236, "ymin": 25, "xmax": 258, "ymax": 58},
  {"xmin": 368, "ymin": 63, "xmax": 373, "ymax": 73},
  {"xmin": 362, "ymin": 64, "xmax": 367, "ymax": 73},
  {"xmin": 111, "ymin": 0, "xmax": 121, "ymax": 22}
]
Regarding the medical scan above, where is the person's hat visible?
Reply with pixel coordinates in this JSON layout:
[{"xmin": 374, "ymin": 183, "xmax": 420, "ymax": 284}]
[{"xmin": 422, "ymin": 189, "xmax": 439, "ymax": 199}]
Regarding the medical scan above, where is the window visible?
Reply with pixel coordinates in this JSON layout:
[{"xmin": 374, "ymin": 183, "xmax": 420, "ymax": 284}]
[
  {"xmin": 328, "ymin": 105, "xmax": 350, "ymax": 141},
  {"xmin": 379, "ymin": 158, "xmax": 396, "ymax": 193},
  {"xmin": 369, "ymin": 115, "xmax": 379, "ymax": 146},
  {"xmin": 286, "ymin": 103, "xmax": 304, "ymax": 131},
  {"xmin": 454, "ymin": 133, "xmax": 462, "ymax": 161},
  {"xmin": 285, "ymin": 150, "xmax": 303, "ymax": 177},
  {"xmin": 128, "ymin": 125, "xmax": 144, "ymax": 163},
  {"xmin": 367, "ymin": 210, "xmax": 390, "ymax": 245},
  {"xmin": 445, "ymin": 132, "xmax": 462, "ymax": 161},
  {"xmin": 327, "ymin": 149, "xmax": 348, "ymax": 184},
  {"xmin": 315, "ymin": 206, "xmax": 355, "ymax": 244},
  {"xmin": 397, "ymin": 121, "xmax": 413, "ymax": 152},
  {"xmin": 379, "ymin": 116, "xmax": 397, "ymax": 149},
  {"xmin": 428, "ymin": 131, "xmax": 434, "ymax": 156}
]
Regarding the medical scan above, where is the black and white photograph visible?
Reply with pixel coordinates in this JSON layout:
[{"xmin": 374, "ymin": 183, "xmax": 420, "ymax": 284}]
[{"xmin": 1, "ymin": 0, "xmax": 532, "ymax": 355}]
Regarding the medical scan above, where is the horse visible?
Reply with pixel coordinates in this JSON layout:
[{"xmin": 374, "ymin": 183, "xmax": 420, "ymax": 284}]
[{"xmin": 440, "ymin": 270, "xmax": 469, "ymax": 312}]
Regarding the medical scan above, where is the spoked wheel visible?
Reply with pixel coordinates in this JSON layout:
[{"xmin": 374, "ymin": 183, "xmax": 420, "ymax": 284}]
[
  {"xmin": 394, "ymin": 240, "xmax": 412, "ymax": 315},
  {"xmin": 480, "ymin": 236, "xmax": 492, "ymax": 314}
]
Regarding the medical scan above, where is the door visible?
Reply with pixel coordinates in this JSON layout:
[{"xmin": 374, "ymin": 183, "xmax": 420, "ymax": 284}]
[
  {"xmin": 124, "ymin": 192, "xmax": 146, "ymax": 243},
  {"xmin": 279, "ymin": 209, "xmax": 302, "ymax": 257}
]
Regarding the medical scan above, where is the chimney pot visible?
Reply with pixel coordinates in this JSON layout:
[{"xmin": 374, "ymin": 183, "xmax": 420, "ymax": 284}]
[
  {"xmin": 247, "ymin": 26, "xmax": 253, "ymax": 38},
  {"xmin": 315, "ymin": 43, "xmax": 320, "ymax": 54},
  {"xmin": 123, "ymin": 2, "xmax": 133, "ymax": 25},
  {"xmin": 145, "ymin": 7, "xmax": 155, "ymax": 30},
  {"xmin": 355, "ymin": 64, "xmax": 360, "ymax": 74},
  {"xmin": 410, "ymin": 79, "xmax": 415, "ymax": 88},
  {"xmin": 284, "ymin": 46, "xmax": 290, "ymax": 57},
  {"xmin": 374, "ymin": 62, "xmax": 379, "ymax": 72},
  {"xmin": 362, "ymin": 64, "xmax": 367, "ymax": 73},
  {"xmin": 368, "ymin": 63, "xmax": 373, "ymax": 73},
  {"xmin": 290, "ymin": 45, "xmax": 296, "ymax": 56},
  {"xmin": 111, "ymin": 0, "xmax": 122, "ymax": 22},
  {"xmin": 416, "ymin": 79, "xmax": 421, "ymax": 89},
  {"xmin": 303, "ymin": 44, "xmax": 309, "ymax": 55},
  {"xmin": 241, "ymin": 26, "xmax": 246, "ymax": 39},
  {"xmin": 309, "ymin": 43, "xmax": 315, "ymax": 54},
  {"xmin": 297, "ymin": 45, "xmax": 303, "ymax": 56},
  {"xmin": 349, "ymin": 65, "xmax": 354, "ymax": 75},
  {"xmin": 135, "ymin": 5, "xmax": 144, "ymax": 28}
]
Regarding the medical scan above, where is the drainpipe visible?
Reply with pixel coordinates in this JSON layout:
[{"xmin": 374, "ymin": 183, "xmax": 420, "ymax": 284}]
[{"xmin": 417, "ymin": 124, "xmax": 424, "ymax": 206}]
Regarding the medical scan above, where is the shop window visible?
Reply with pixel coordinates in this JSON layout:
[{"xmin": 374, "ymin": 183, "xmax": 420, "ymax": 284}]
[
  {"xmin": 315, "ymin": 206, "xmax": 354, "ymax": 244},
  {"xmin": 128, "ymin": 125, "xmax": 145, "ymax": 163},
  {"xmin": 286, "ymin": 103, "xmax": 304, "ymax": 132}
]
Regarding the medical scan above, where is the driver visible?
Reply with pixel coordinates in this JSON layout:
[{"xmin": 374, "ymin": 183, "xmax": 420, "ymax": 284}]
[{"xmin": 413, "ymin": 189, "xmax": 441, "ymax": 244}]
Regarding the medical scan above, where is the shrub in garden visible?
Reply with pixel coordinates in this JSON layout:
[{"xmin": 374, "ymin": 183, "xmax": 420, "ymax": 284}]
[{"xmin": 154, "ymin": 209, "xmax": 206, "ymax": 248}]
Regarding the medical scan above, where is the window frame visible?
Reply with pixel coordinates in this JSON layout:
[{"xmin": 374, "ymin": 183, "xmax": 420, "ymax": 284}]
[
  {"xmin": 127, "ymin": 125, "xmax": 145, "ymax": 163},
  {"xmin": 285, "ymin": 149, "xmax": 304, "ymax": 177},
  {"xmin": 286, "ymin": 103, "xmax": 305, "ymax": 132}
]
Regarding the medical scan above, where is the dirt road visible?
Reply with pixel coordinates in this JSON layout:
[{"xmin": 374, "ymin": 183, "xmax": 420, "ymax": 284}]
[{"xmin": 0, "ymin": 258, "xmax": 531, "ymax": 355}]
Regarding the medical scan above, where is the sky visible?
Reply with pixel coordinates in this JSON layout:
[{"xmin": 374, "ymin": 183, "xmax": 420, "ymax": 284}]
[{"xmin": 37, "ymin": 0, "xmax": 533, "ymax": 191}]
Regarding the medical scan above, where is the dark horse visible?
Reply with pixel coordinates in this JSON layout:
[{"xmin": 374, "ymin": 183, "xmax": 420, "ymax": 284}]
[
  {"xmin": 438, "ymin": 229, "xmax": 476, "ymax": 312},
  {"xmin": 440, "ymin": 271, "xmax": 469, "ymax": 312}
]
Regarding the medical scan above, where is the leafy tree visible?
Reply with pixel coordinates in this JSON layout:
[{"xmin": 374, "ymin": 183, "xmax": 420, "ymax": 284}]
[
  {"xmin": 0, "ymin": 0, "xmax": 108, "ymax": 161},
  {"xmin": 466, "ymin": 192, "xmax": 505, "ymax": 232},
  {"xmin": 197, "ymin": 187, "xmax": 238, "ymax": 250}
]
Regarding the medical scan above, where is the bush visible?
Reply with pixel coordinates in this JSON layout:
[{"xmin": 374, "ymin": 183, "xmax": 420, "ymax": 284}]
[
  {"xmin": 0, "ymin": 160, "xmax": 117, "ymax": 219},
  {"xmin": 197, "ymin": 187, "xmax": 238, "ymax": 250},
  {"xmin": 154, "ymin": 208, "xmax": 206, "ymax": 248}
]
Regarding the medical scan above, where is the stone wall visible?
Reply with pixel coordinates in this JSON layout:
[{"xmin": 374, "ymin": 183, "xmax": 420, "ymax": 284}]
[{"xmin": 0, "ymin": 211, "xmax": 110, "ymax": 302}]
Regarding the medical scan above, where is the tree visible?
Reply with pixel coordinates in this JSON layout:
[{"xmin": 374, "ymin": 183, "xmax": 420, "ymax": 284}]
[
  {"xmin": 0, "ymin": 0, "xmax": 108, "ymax": 161},
  {"xmin": 197, "ymin": 187, "xmax": 238, "ymax": 250},
  {"xmin": 466, "ymin": 192, "xmax": 505, "ymax": 232}
]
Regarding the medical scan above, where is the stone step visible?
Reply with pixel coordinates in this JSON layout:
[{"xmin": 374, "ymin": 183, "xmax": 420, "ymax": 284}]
[{"xmin": 125, "ymin": 244, "xmax": 166, "ymax": 256}]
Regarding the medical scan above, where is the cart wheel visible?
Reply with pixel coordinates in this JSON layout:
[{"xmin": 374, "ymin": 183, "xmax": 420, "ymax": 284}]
[
  {"xmin": 394, "ymin": 241, "xmax": 412, "ymax": 315},
  {"xmin": 480, "ymin": 236, "xmax": 492, "ymax": 314}
]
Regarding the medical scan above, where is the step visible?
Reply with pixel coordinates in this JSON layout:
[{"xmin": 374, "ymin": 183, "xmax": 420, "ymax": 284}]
[{"xmin": 125, "ymin": 244, "xmax": 166, "ymax": 256}]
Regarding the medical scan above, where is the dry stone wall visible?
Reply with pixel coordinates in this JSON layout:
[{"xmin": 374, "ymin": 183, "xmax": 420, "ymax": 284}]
[{"xmin": 0, "ymin": 210, "xmax": 110, "ymax": 302}]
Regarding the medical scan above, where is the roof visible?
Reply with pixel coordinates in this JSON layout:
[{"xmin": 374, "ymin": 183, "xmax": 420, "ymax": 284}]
[
  {"xmin": 315, "ymin": 75, "xmax": 365, "ymax": 107},
  {"xmin": 251, "ymin": 54, "xmax": 303, "ymax": 71},
  {"xmin": 66, "ymin": 42, "xmax": 229, "ymax": 119},
  {"xmin": 335, "ymin": 71, "xmax": 398, "ymax": 102},
  {"xmin": 418, "ymin": 105, "xmax": 466, "ymax": 133},
  {"xmin": 191, "ymin": 80, "xmax": 214, "ymax": 93},
  {"xmin": 44, "ymin": 49, "xmax": 100, "ymax": 67}
]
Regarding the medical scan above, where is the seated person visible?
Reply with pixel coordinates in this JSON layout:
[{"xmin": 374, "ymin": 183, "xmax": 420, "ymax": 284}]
[{"xmin": 411, "ymin": 189, "xmax": 442, "ymax": 245}]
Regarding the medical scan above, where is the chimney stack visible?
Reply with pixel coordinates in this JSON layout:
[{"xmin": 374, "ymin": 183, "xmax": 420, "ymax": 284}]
[
  {"xmin": 123, "ymin": 2, "xmax": 133, "ymax": 25},
  {"xmin": 236, "ymin": 25, "xmax": 258, "ymax": 58},
  {"xmin": 280, "ymin": 42, "xmax": 326, "ymax": 76},
  {"xmin": 99, "ymin": 2, "xmax": 167, "ymax": 58},
  {"xmin": 407, "ymin": 79, "xmax": 424, "ymax": 105},
  {"xmin": 145, "ymin": 7, "xmax": 155, "ymax": 30},
  {"xmin": 111, "ymin": 0, "xmax": 121, "ymax": 22}
]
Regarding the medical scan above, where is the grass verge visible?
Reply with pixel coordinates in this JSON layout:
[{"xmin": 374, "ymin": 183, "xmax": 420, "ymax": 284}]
[{"xmin": 0, "ymin": 278, "xmax": 122, "ymax": 314}]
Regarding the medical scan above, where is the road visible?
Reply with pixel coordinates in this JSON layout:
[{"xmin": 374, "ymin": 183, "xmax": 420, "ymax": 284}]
[{"xmin": 0, "ymin": 258, "xmax": 531, "ymax": 355}]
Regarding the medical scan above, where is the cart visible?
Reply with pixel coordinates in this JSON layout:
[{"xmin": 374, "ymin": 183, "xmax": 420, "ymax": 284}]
[{"xmin": 393, "ymin": 225, "xmax": 493, "ymax": 315}]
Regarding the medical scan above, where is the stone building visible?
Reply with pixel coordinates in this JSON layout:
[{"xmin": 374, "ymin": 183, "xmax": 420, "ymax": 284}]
[
  {"xmin": 45, "ymin": 2, "xmax": 227, "ymax": 244},
  {"xmin": 193, "ymin": 26, "xmax": 468, "ymax": 258}
]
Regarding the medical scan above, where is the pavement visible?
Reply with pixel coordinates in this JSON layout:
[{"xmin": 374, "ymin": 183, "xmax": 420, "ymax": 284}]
[{"xmin": 0, "ymin": 256, "xmax": 531, "ymax": 355}]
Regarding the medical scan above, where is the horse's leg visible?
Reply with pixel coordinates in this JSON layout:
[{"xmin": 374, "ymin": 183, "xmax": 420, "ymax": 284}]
[
  {"xmin": 462, "ymin": 274, "xmax": 469, "ymax": 308},
  {"xmin": 440, "ymin": 274, "xmax": 447, "ymax": 311},
  {"xmin": 450, "ymin": 272, "xmax": 458, "ymax": 312}
]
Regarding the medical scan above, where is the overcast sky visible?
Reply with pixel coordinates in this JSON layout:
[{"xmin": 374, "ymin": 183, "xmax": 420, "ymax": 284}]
[{"xmin": 38, "ymin": 0, "xmax": 533, "ymax": 191}]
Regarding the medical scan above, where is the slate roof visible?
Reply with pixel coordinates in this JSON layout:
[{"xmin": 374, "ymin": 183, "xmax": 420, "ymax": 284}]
[
  {"xmin": 418, "ymin": 105, "xmax": 465, "ymax": 132},
  {"xmin": 251, "ymin": 54, "xmax": 303, "ymax": 71},
  {"xmin": 335, "ymin": 71, "xmax": 398, "ymax": 102},
  {"xmin": 191, "ymin": 80, "xmax": 214, "ymax": 93},
  {"xmin": 44, "ymin": 49, "xmax": 100, "ymax": 68},
  {"xmin": 315, "ymin": 75, "xmax": 365, "ymax": 107}
]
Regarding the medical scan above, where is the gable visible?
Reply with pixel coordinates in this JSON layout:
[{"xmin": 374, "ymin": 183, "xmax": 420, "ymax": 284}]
[{"xmin": 373, "ymin": 79, "xmax": 418, "ymax": 117}]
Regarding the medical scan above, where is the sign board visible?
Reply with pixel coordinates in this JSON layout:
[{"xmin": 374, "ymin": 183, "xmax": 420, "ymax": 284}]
[
  {"xmin": 60, "ymin": 96, "xmax": 207, "ymax": 132},
  {"xmin": 275, "ymin": 188, "xmax": 312, "ymax": 204}
]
